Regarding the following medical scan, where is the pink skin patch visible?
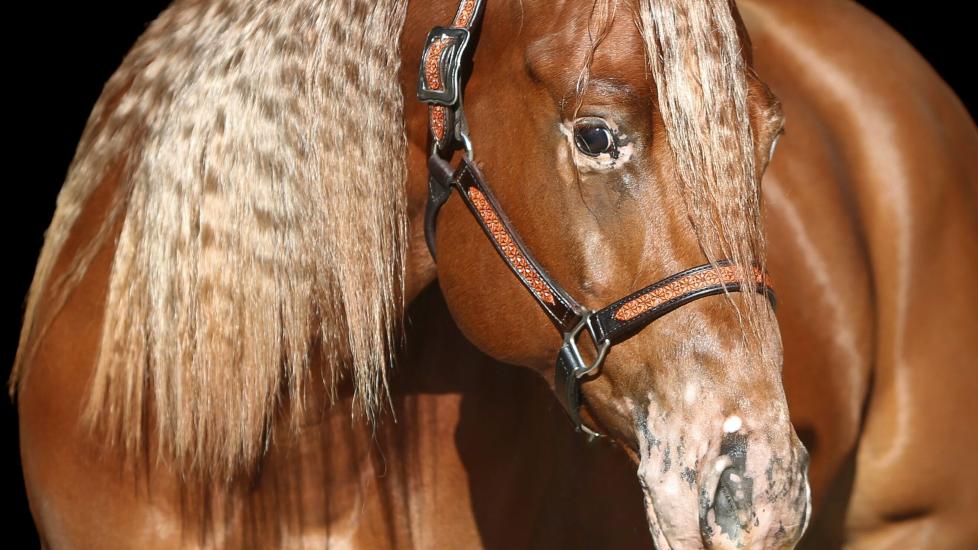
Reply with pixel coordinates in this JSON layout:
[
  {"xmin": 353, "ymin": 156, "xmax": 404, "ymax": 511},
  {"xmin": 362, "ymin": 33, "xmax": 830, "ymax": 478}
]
[{"xmin": 633, "ymin": 397, "xmax": 811, "ymax": 548}]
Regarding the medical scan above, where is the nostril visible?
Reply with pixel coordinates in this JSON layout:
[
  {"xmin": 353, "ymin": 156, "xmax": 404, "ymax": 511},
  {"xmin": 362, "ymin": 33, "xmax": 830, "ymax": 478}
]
[
  {"xmin": 717, "ymin": 466, "xmax": 752, "ymax": 510},
  {"xmin": 699, "ymin": 454, "xmax": 754, "ymax": 544},
  {"xmin": 713, "ymin": 468, "xmax": 737, "ymax": 517},
  {"xmin": 719, "ymin": 432, "xmax": 748, "ymax": 466},
  {"xmin": 711, "ymin": 466, "xmax": 754, "ymax": 536}
]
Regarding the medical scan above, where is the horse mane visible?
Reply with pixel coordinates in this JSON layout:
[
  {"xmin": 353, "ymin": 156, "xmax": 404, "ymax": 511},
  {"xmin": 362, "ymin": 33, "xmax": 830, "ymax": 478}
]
[
  {"xmin": 10, "ymin": 0, "xmax": 410, "ymax": 478},
  {"xmin": 638, "ymin": 0, "xmax": 773, "ymax": 341}
]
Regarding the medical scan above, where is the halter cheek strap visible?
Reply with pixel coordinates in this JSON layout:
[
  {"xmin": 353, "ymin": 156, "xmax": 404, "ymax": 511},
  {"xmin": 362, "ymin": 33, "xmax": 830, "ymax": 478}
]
[{"xmin": 418, "ymin": 0, "xmax": 775, "ymax": 437}]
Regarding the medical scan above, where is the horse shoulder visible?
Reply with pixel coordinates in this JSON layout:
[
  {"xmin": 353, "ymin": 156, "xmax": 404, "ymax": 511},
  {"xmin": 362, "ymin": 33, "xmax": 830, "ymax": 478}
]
[
  {"xmin": 14, "ymin": 111, "xmax": 479, "ymax": 550},
  {"xmin": 16, "ymin": 156, "xmax": 198, "ymax": 547},
  {"xmin": 745, "ymin": 0, "xmax": 978, "ymax": 547}
]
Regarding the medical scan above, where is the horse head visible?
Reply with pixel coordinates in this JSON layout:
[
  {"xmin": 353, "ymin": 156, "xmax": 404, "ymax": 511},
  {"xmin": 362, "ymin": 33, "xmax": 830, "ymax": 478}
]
[{"xmin": 404, "ymin": 1, "xmax": 810, "ymax": 547}]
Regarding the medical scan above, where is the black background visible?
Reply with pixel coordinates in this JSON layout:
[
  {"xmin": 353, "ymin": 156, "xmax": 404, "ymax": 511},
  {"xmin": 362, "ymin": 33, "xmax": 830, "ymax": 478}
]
[{"xmin": 5, "ymin": 2, "xmax": 973, "ymax": 547}]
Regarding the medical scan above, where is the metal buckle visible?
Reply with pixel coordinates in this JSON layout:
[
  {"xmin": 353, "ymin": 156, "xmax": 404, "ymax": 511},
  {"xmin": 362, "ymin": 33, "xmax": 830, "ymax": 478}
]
[
  {"xmin": 561, "ymin": 313, "xmax": 611, "ymax": 379},
  {"xmin": 553, "ymin": 311, "xmax": 611, "ymax": 438},
  {"xmin": 417, "ymin": 27, "xmax": 471, "ymax": 107}
]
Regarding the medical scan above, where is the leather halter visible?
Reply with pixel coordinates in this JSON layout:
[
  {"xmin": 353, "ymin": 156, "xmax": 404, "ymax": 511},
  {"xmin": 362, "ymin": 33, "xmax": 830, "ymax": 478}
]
[{"xmin": 417, "ymin": 0, "xmax": 774, "ymax": 436}]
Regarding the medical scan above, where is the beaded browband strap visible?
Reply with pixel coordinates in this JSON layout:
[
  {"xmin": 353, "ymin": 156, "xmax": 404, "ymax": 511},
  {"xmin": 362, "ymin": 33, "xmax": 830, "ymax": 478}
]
[{"xmin": 418, "ymin": 0, "xmax": 774, "ymax": 436}]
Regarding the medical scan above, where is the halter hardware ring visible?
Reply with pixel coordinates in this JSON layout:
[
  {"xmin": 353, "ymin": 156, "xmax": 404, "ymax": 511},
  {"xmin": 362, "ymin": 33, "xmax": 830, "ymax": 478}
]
[
  {"xmin": 459, "ymin": 130, "xmax": 474, "ymax": 159},
  {"xmin": 562, "ymin": 312, "xmax": 611, "ymax": 379}
]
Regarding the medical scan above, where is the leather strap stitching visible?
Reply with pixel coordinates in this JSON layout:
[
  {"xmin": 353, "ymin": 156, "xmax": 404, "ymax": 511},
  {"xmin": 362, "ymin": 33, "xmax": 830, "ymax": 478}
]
[
  {"xmin": 454, "ymin": 160, "xmax": 583, "ymax": 330},
  {"xmin": 591, "ymin": 262, "xmax": 774, "ymax": 345}
]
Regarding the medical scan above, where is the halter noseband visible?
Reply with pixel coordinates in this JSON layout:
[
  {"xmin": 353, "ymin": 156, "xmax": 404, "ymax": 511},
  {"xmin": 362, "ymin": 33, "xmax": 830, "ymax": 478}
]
[{"xmin": 417, "ymin": 0, "xmax": 774, "ymax": 437}]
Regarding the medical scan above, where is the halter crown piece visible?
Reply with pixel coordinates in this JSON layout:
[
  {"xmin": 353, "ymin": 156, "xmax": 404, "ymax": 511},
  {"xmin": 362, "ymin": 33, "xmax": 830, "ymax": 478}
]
[{"xmin": 418, "ymin": 0, "xmax": 774, "ymax": 437}]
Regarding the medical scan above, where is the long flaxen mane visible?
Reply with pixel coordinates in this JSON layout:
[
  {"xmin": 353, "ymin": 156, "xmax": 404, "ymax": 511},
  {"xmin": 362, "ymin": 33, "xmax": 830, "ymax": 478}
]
[
  {"xmin": 582, "ymin": 0, "xmax": 771, "ymax": 339},
  {"xmin": 11, "ymin": 0, "xmax": 410, "ymax": 478},
  {"xmin": 638, "ymin": 0, "xmax": 772, "ymax": 341}
]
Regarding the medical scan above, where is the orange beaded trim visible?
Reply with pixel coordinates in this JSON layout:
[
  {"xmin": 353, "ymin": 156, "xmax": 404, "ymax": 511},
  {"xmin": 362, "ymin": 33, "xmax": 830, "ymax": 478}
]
[
  {"xmin": 453, "ymin": 0, "xmax": 477, "ymax": 27},
  {"xmin": 430, "ymin": 105, "xmax": 448, "ymax": 142},
  {"xmin": 424, "ymin": 36, "xmax": 452, "ymax": 91},
  {"xmin": 614, "ymin": 266, "xmax": 766, "ymax": 321},
  {"xmin": 468, "ymin": 187, "xmax": 556, "ymax": 305}
]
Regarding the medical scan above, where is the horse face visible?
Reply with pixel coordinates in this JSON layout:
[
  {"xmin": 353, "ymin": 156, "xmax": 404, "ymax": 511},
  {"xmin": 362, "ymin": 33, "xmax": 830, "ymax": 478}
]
[{"xmin": 426, "ymin": 1, "xmax": 809, "ymax": 547}]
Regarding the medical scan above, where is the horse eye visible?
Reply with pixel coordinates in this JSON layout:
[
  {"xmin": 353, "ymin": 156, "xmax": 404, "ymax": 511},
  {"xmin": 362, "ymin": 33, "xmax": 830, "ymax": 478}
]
[{"xmin": 574, "ymin": 121, "xmax": 617, "ymax": 158}]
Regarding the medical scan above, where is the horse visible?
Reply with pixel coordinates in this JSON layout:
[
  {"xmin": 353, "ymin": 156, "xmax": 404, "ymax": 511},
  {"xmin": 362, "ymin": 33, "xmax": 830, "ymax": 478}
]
[{"xmin": 11, "ymin": 0, "xmax": 977, "ymax": 547}]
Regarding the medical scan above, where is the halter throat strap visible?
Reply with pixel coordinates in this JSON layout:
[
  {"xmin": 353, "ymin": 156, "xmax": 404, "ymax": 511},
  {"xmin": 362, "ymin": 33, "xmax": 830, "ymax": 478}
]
[{"xmin": 418, "ymin": 0, "xmax": 774, "ymax": 436}]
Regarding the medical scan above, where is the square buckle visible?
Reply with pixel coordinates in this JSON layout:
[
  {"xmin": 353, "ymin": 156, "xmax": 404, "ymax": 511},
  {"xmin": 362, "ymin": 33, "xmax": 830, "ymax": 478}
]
[{"xmin": 417, "ymin": 27, "xmax": 471, "ymax": 107}]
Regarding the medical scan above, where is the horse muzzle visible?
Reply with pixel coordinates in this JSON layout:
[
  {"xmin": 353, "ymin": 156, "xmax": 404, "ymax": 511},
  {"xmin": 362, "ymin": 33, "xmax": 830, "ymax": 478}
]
[{"xmin": 635, "ymin": 404, "xmax": 811, "ymax": 549}]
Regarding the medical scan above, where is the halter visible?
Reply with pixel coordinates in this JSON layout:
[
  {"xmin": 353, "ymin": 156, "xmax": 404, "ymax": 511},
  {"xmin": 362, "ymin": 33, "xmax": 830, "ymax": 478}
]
[{"xmin": 418, "ymin": 0, "xmax": 774, "ymax": 437}]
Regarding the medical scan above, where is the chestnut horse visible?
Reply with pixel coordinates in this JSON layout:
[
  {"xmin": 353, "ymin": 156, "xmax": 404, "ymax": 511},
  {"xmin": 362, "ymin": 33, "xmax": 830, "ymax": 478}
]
[{"xmin": 12, "ymin": 0, "xmax": 977, "ymax": 548}]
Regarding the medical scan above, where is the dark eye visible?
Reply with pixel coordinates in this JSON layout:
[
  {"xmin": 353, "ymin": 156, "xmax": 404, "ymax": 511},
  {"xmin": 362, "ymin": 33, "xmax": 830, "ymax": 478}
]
[{"xmin": 574, "ymin": 120, "xmax": 618, "ymax": 158}]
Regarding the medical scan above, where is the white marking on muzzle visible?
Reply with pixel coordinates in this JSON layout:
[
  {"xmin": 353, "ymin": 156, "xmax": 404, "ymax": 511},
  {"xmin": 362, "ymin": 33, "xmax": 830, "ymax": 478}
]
[{"xmin": 722, "ymin": 415, "xmax": 742, "ymax": 434}]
